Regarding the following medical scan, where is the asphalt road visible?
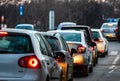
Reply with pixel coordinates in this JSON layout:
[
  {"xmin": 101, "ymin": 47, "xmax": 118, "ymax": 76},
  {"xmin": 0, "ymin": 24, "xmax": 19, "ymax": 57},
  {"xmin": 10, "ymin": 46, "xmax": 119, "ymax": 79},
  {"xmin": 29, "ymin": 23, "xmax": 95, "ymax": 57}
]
[{"xmin": 74, "ymin": 40, "xmax": 120, "ymax": 81}]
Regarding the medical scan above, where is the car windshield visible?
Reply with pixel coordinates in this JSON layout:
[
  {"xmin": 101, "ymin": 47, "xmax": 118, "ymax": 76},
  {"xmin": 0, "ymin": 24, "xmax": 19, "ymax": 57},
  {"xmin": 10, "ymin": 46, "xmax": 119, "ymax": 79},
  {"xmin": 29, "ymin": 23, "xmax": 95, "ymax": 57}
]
[
  {"xmin": 60, "ymin": 33, "xmax": 81, "ymax": 42},
  {"xmin": 102, "ymin": 23, "xmax": 117, "ymax": 28},
  {"xmin": 0, "ymin": 35, "xmax": 33, "ymax": 53}
]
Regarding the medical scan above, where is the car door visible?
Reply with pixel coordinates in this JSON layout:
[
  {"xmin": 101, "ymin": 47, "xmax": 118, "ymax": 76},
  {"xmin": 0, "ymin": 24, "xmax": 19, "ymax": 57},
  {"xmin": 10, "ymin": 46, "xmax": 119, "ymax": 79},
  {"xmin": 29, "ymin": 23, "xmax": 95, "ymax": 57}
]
[
  {"xmin": 59, "ymin": 36, "xmax": 73, "ymax": 79},
  {"xmin": 35, "ymin": 34, "xmax": 61, "ymax": 79}
]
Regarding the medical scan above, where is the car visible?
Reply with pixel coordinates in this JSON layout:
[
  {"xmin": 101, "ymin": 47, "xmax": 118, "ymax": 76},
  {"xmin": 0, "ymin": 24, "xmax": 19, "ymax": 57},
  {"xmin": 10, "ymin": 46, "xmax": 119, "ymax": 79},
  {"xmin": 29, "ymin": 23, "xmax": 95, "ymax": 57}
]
[
  {"xmin": 92, "ymin": 29, "xmax": 109, "ymax": 57},
  {"xmin": 48, "ymin": 30, "xmax": 94, "ymax": 76},
  {"xmin": 0, "ymin": 28, "xmax": 62, "ymax": 81},
  {"xmin": 15, "ymin": 24, "xmax": 38, "ymax": 31},
  {"xmin": 57, "ymin": 22, "xmax": 76, "ymax": 30},
  {"xmin": 100, "ymin": 22, "xmax": 118, "ymax": 39},
  {"xmin": 57, "ymin": 25, "xmax": 98, "ymax": 66},
  {"xmin": 41, "ymin": 32, "xmax": 74, "ymax": 81}
]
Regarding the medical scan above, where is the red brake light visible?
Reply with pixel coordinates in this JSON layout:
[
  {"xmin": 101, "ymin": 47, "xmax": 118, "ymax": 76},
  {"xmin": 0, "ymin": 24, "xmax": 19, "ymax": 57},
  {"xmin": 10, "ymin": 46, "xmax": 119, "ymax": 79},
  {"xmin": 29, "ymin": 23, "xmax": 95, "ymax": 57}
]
[
  {"xmin": 101, "ymin": 29, "xmax": 104, "ymax": 32},
  {"xmin": 97, "ymin": 38, "xmax": 103, "ymax": 42},
  {"xmin": 114, "ymin": 27, "xmax": 118, "ymax": 32},
  {"xmin": 77, "ymin": 45, "xmax": 86, "ymax": 53},
  {"xmin": 18, "ymin": 55, "xmax": 41, "ymax": 69},
  {"xmin": 0, "ymin": 31, "xmax": 8, "ymax": 36},
  {"xmin": 91, "ymin": 46, "xmax": 94, "ymax": 51}
]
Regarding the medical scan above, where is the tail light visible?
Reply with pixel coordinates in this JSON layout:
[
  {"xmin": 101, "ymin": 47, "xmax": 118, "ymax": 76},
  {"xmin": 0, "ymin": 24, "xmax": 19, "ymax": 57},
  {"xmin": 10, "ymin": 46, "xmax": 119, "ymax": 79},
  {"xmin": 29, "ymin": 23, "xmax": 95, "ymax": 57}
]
[
  {"xmin": 114, "ymin": 27, "xmax": 118, "ymax": 32},
  {"xmin": 96, "ymin": 38, "xmax": 103, "ymax": 42},
  {"xmin": 0, "ymin": 31, "xmax": 8, "ymax": 36},
  {"xmin": 18, "ymin": 55, "xmax": 41, "ymax": 69},
  {"xmin": 77, "ymin": 45, "xmax": 86, "ymax": 53},
  {"xmin": 91, "ymin": 46, "xmax": 94, "ymax": 51},
  {"xmin": 101, "ymin": 29, "xmax": 104, "ymax": 32}
]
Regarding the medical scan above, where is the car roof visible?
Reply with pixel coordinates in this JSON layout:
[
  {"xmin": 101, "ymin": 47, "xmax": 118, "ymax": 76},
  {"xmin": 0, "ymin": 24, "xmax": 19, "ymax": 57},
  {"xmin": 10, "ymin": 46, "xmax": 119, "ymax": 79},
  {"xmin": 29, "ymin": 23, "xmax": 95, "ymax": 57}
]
[
  {"xmin": 1, "ymin": 28, "xmax": 38, "ymax": 35},
  {"xmin": 102, "ymin": 22, "xmax": 117, "ymax": 25},
  {"xmin": 48, "ymin": 30, "xmax": 84, "ymax": 34},
  {"xmin": 16, "ymin": 24, "xmax": 34, "ymax": 26},
  {"xmin": 57, "ymin": 22, "xmax": 76, "ymax": 29},
  {"xmin": 91, "ymin": 29, "xmax": 101, "ymax": 31}
]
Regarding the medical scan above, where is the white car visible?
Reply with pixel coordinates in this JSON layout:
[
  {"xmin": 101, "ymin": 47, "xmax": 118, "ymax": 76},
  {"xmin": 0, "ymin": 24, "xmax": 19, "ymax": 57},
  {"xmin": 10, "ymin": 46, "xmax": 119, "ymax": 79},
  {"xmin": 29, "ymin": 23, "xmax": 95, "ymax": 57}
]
[
  {"xmin": 48, "ymin": 30, "xmax": 93, "ymax": 76},
  {"xmin": 92, "ymin": 29, "xmax": 109, "ymax": 57},
  {"xmin": 0, "ymin": 28, "xmax": 62, "ymax": 81},
  {"xmin": 100, "ymin": 22, "xmax": 118, "ymax": 39},
  {"xmin": 57, "ymin": 22, "xmax": 76, "ymax": 30},
  {"xmin": 15, "ymin": 24, "xmax": 38, "ymax": 30}
]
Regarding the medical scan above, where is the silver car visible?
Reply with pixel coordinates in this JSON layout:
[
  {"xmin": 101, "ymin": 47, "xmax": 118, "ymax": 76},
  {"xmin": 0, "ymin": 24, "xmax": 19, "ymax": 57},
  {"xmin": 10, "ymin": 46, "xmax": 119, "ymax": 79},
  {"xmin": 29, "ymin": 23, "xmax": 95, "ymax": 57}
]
[
  {"xmin": 92, "ymin": 29, "xmax": 109, "ymax": 57},
  {"xmin": 0, "ymin": 28, "xmax": 62, "ymax": 81},
  {"xmin": 42, "ymin": 32, "xmax": 74, "ymax": 81},
  {"xmin": 100, "ymin": 22, "xmax": 118, "ymax": 39},
  {"xmin": 48, "ymin": 30, "xmax": 93, "ymax": 76}
]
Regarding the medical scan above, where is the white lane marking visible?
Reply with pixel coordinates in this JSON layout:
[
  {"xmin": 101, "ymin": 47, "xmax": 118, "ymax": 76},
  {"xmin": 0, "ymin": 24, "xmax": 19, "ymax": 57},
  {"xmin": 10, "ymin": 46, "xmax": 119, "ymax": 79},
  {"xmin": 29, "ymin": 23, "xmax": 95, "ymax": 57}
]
[
  {"xmin": 109, "ymin": 65, "xmax": 115, "ymax": 69},
  {"xmin": 108, "ymin": 55, "xmax": 119, "ymax": 73},
  {"xmin": 113, "ymin": 56, "xmax": 120, "ymax": 64},
  {"xmin": 109, "ymin": 51, "xmax": 118, "ymax": 55},
  {"xmin": 108, "ymin": 67, "xmax": 117, "ymax": 74}
]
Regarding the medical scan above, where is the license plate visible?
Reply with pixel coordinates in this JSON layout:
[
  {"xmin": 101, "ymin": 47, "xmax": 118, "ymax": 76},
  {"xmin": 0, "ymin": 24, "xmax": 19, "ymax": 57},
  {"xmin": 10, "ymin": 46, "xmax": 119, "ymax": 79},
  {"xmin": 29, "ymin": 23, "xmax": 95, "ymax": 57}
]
[{"xmin": 105, "ymin": 34, "xmax": 113, "ymax": 37}]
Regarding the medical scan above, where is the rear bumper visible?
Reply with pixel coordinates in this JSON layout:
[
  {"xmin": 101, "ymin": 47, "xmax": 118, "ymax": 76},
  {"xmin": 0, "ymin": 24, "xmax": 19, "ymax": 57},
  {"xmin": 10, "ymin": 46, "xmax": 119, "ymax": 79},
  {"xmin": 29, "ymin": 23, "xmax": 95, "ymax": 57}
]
[{"xmin": 73, "ymin": 64, "xmax": 88, "ymax": 73}]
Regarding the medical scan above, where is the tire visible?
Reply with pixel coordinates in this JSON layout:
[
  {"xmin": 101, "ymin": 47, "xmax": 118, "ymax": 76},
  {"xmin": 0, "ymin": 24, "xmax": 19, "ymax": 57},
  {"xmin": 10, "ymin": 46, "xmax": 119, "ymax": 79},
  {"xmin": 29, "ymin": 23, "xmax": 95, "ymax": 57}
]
[
  {"xmin": 89, "ymin": 64, "xmax": 93, "ymax": 73},
  {"xmin": 96, "ymin": 57, "xmax": 98, "ymax": 64},
  {"xmin": 46, "ymin": 76, "xmax": 50, "ymax": 81},
  {"xmin": 105, "ymin": 50, "xmax": 108, "ymax": 55}
]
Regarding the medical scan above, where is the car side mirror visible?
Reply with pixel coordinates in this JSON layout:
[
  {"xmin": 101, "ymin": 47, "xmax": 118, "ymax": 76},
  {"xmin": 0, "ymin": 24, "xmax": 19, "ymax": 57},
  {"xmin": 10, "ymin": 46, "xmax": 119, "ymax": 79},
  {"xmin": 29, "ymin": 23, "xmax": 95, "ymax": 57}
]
[
  {"xmin": 54, "ymin": 51, "xmax": 65, "ymax": 62},
  {"xmin": 71, "ymin": 48, "xmax": 77, "ymax": 56}
]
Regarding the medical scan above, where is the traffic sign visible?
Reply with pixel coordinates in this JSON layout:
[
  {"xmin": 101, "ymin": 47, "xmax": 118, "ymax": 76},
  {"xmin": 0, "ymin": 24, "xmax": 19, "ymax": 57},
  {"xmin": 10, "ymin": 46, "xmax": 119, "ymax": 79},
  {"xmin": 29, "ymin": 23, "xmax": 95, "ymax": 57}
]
[{"xmin": 19, "ymin": 5, "xmax": 24, "ymax": 16}]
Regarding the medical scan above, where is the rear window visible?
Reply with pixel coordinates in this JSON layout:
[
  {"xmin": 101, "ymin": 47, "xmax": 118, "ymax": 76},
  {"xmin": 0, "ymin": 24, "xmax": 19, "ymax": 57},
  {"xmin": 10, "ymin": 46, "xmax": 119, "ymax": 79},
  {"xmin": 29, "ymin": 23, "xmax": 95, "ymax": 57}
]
[
  {"xmin": 44, "ymin": 36, "xmax": 61, "ymax": 51},
  {"xmin": 0, "ymin": 33, "xmax": 33, "ymax": 53},
  {"xmin": 60, "ymin": 33, "xmax": 81, "ymax": 42},
  {"xmin": 102, "ymin": 23, "xmax": 117, "ymax": 28},
  {"xmin": 92, "ymin": 31, "xmax": 100, "ymax": 39},
  {"xmin": 16, "ymin": 26, "xmax": 34, "ymax": 30}
]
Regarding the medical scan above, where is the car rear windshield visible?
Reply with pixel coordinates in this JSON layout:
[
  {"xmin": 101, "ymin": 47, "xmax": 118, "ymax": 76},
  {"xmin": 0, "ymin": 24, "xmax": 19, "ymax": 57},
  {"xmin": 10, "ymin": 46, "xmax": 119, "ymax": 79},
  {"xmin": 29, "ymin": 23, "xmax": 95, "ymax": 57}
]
[
  {"xmin": 102, "ymin": 23, "xmax": 117, "ymax": 28},
  {"xmin": 92, "ymin": 31, "xmax": 100, "ymax": 39},
  {"xmin": 16, "ymin": 26, "xmax": 34, "ymax": 30},
  {"xmin": 44, "ymin": 36, "xmax": 61, "ymax": 51},
  {"xmin": 0, "ymin": 33, "xmax": 34, "ymax": 53},
  {"xmin": 60, "ymin": 33, "xmax": 81, "ymax": 42}
]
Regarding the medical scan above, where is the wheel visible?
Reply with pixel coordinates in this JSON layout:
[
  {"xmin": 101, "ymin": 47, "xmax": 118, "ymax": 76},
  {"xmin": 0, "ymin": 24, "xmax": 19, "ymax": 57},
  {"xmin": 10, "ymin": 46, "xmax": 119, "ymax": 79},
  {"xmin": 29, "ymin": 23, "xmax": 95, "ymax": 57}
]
[
  {"xmin": 105, "ymin": 50, "xmax": 108, "ymax": 55},
  {"xmin": 89, "ymin": 64, "xmax": 93, "ymax": 73}
]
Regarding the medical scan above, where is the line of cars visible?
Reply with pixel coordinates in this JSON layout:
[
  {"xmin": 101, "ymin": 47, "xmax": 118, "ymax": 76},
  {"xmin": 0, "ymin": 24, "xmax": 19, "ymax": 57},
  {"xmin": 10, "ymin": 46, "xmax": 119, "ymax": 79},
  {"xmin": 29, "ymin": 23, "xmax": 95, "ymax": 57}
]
[{"xmin": 0, "ymin": 22, "xmax": 109, "ymax": 81}]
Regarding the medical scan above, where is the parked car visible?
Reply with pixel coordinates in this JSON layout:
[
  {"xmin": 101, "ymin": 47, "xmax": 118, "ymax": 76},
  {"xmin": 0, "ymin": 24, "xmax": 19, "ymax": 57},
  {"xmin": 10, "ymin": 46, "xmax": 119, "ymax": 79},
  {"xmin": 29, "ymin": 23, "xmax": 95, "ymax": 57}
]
[
  {"xmin": 57, "ymin": 25, "xmax": 98, "ymax": 66},
  {"xmin": 48, "ymin": 30, "xmax": 94, "ymax": 76},
  {"xmin": 57, "ymin": 22, "xmax": 76, "ymax": 30},
  {"xmin": 0, "ymin": 28, "xmax": 62, "ymax": 81},
  {"xmin": 100, "ymin": 22, "xmax": 118, "ymax": 39},
  {"xmin": 15, "ymin": 24, "xmax": 38, "ymax": 31},
  {"xmin": 92, "ymin": 29, "xmax": 109, "ymax": 57},
  {"xmin": 41, "ymin": 32, "xmax": 74, "ymax": 81}
]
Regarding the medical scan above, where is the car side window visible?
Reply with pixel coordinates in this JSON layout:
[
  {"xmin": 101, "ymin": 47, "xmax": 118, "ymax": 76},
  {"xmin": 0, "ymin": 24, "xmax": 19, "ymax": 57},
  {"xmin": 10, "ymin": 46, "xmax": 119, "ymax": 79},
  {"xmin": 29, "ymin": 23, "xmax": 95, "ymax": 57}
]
[
  {"xmin": 60, "ymin": 36, "xmax": 68, "ymax": 51},
  {"xmin": 61, "ymin": 37, "xmax": 69, "ymax": 51},
  {"xmin": 36, "ymin": 34, "xmax": 53, "ymax": 57},
  {"xmin": 35, "ymin": 34, "xmax": 49, "ymax": 56}
]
